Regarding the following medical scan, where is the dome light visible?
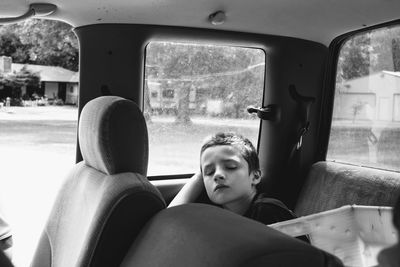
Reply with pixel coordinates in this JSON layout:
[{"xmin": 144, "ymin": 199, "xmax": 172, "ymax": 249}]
[{"xmin": 209, "ymin": 11, "xmax": 226, "ymax": 25}]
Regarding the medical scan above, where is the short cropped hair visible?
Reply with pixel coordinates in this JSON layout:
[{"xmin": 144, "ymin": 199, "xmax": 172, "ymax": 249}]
[{"xmin": 200, "ymin": 132, "xmax": 260, "ymax": 174}]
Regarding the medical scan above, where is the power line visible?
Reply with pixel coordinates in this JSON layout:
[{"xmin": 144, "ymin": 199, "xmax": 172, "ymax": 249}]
[{"xmin": 146, "ymin": 62, "xmax": 265, "ymax": 82}]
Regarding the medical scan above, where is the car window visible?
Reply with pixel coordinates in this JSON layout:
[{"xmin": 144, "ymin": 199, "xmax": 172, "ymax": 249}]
[
  {"xmin": 144, "ymin": 42, "xmax": 264, "ymax": 176},
  {"xmin": 0, "ymin": 19, "xmax": 78, "ymax": 266},
  {"xmin": 327, "ymin": 24, "xmax": 400, "ymax": 172}
]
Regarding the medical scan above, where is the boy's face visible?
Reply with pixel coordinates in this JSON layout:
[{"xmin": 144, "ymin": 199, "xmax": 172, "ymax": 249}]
[{"xmin": 200, "ymin": 145, "xmax": 260, "ymax": 210}]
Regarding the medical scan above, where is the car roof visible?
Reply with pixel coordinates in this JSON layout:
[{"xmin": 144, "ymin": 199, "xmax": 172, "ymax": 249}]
[{"xmin": 1, "ymin": 0, "xmax": 400, "ymax": 45}]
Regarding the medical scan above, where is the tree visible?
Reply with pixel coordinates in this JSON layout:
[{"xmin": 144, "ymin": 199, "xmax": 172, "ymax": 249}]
[
  {"xmin": 370, "ymin": 27, "xmax": 400, "ymax": 72},
  {"xmin": 0, "ymin": 19, "xmax": 79, "ymax": 71},
  {"xmin": 163, "ymin": 48, "xmax": 196, "ymax": 124},
  {"xmin": 0, "ymin": 31, "xmax": 31, "ymax": 63},
  {"xmin": 0, "ymin": 66, "xmax": 39, "ymax": 88},
  {"xmin": 391, "ymin": 38, "xmax": 400, "ymax": 71},
  {"xmin": 0, "ymin": 66, "xmax": 40, "ymax": 104},
  {"xmin": 338, "ymin": 34, "xmax": 371, "ymax": 81},
  {"xmin": 351, "ymin": 101, "xmax": 365, "ymax": 122},
  {"xmin": 145, "ymin": 42, "xmax": 265, "ymax": 123},
  {"xmin": 338, "ymin": 25, "xmax": 400, "ymax": 83}
]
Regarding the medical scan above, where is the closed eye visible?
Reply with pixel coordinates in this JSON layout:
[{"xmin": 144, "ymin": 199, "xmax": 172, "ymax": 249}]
[
  {"xmin": 203, "ymin": 167, "xmax": 215, "ymax": 176},
  {"xmin": 224, "ymin": 160, "xmax": 239, "ymax": 170},
  {"xmin": 226, "ymin": 164, "xmax": 237, "ymax": 170}
]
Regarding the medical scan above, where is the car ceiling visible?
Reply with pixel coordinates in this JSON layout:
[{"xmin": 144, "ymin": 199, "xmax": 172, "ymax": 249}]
[{"xmin": 1, "ymin": 0, "xmax": 400, "ymax": 45}]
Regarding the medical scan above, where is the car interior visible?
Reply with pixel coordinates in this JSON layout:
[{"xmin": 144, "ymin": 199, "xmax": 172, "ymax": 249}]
[{"xmin": 1, "ymin": 0, "xmax": 400, "ymax": 266}]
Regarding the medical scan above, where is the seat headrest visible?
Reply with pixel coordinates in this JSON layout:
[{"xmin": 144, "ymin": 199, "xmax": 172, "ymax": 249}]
[{"xmin": 79, "ymin": 96, "xmax": 148, "ymax": 175}]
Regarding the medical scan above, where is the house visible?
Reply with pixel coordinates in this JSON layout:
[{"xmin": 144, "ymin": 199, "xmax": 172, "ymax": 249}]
[
  {"xmin": 146, "ymin": 80, "xmax": 197, "ymax": 114},
  {"xmin": 0, "ymin": 56, "xmax": 79, "ymax": 105},
  {"xmin": 146, "ymin": 79, "xmax": 230, "ymax": 115},
  {"xmin": 334, "ymin": 71, "xmax": 400, "ymax": 122}
]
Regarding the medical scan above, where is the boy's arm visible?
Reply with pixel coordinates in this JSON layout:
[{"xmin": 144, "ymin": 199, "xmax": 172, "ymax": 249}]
[{"xmin": 168, "ymin": 172, "xmax": 204, "ymax": 208}]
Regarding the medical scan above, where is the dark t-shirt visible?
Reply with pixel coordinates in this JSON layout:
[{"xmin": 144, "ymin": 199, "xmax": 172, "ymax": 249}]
[{"xmin": 243, "ymin": 193, "xmax": 309, "ymax": 243}]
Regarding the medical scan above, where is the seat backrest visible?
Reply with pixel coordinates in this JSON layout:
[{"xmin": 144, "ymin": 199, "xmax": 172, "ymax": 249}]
[
  {"xmin": 295, "ymin": 161, "xmax": 400, "ymax": 216},
  {"xmin": 121, "ymin": 203, "xmax": 343, "ymax": 267},
  {"xmin": 31, "ymin": 96, "xmax": 166, "ymax": 267},
  {"xmin": 0, "ymin": 249, "xmax": 13, "ymax": 267}
]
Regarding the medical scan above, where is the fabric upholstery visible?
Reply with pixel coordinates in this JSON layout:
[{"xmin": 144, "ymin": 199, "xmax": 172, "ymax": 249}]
[
  {"xmin": 79, "ymin": 96, "xmax": 149, "ymax": 175},
  {"xmin": 295, "ymin": 161, "xmax": 400, "ymax": 216},
  {"xmin": 121, "ymin": 204, "xmax": 343, "ymax": 267},
  {"xmin": 31, "ymin": 96, "xmax": 166, "ymax": 267},
  {"xmin": 0, "ymin": 249, "xmax": 13, "ymax": 267}
]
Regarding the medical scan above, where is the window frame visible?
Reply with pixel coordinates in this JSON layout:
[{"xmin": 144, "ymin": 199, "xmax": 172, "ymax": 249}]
[
  {"xmin": 142, "ymin": 40, "xmax": 266, "ymax": 180},
  {"xmin": 318, "ymin": 19, "xmax": 400, "ymax": 170}
]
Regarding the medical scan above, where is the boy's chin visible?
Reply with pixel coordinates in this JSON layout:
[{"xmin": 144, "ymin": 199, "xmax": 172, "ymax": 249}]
[{"xmin": 209, "ymin": 195, "xmax": 227, "ymax": 206}]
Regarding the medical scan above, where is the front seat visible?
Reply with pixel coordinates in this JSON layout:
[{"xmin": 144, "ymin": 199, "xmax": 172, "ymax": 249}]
[
  {"xmin": 31, "ymin": 96, "xmax": 166, "ymax": 267},
  {"xmin": 122, "ymin": 204, "xmax": 343, "ymax": 267}
]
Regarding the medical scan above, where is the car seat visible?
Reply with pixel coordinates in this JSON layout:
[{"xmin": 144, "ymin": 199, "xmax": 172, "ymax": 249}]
[
  {"xmin": 121, "ymin": 203, "xmax": 343, "ymax": 267},
  {"xmin": 31, "ymin": 96, "xmax": 166, "ymax": 267}
]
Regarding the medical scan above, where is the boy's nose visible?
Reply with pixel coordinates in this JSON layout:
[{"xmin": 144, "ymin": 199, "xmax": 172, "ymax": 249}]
[{"xmin": 213, "ymin": 168, "xmax": 225, "ymax": 181}]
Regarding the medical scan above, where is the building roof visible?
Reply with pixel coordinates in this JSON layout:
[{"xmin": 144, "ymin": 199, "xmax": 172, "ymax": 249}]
[
  {"xmin": 382, "ymin": 71, "xmax": 400, "ymax": 78},
  {"xmin": 11, "ymin": 63, "xmax": 79, "ymax": 83},
  {"xmin": 342, "ymin": 70, "xmax": 400, "ymax": 94}
]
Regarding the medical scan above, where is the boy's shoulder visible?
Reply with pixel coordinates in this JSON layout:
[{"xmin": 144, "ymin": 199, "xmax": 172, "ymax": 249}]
[
  {"xmin": 247, "ymin": 193, "xmax": 297, "ymax": 224},
  {"xmin": 249, "ymin": 193, "xmax": 310, "ymax": 243},
  {"xmin": 253, "ymin": 193, "xmax": 293, "ymax": 211},
  {"xmin": 253, "ymin": 194, "xmax": 290, "ymax": 210}
]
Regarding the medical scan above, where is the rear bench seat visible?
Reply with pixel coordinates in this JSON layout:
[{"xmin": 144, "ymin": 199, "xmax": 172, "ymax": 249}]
[
  {"xmin": 295, "ymin": 161, "xmax": 400, "ymax": 217},
  {"xmin": 121, "ymin": 204, "xmax": 343, "ymax": 267},
  {"xmin": 121, "ymin": 161, "xmax": 400, "ymax": 267}
]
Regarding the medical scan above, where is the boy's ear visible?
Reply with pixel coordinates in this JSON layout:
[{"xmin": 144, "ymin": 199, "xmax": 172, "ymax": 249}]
[{"xmin": 251, "ymin": 170, "xmax": 262, "ymax": 185}]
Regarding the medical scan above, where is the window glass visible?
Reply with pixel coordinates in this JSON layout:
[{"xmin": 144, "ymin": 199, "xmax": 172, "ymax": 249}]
[
  {"xmin": 0, "ymin": 19, "xmax": 78, "ymax": 266},
  {"xmin": 327, "ymin": 25, "xmax": 400, "ymax": 171},
  {"xmin": 144, "ymin": 42, "xmax": 265, "ymax": 176}
]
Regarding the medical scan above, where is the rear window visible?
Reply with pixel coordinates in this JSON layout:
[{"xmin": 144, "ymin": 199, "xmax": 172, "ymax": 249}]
[
  {"xmin": 327, "ymin": 24, "xmax": 400, "ymax": 171},
  {"xmin": 144, "ymin": 42, "xmax": 265, "ymax": 176}
]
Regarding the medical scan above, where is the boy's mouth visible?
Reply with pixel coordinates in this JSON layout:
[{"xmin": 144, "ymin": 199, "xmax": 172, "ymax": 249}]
[{"xmin": 214, "ymin": 184, "xmax": 229, "ymax": 191}]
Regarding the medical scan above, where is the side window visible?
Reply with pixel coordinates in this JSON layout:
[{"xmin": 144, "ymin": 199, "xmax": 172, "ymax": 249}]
[
  {"xmin": 327, "ymin": 25, "xmax": 400, "ymax": 171},
  {"xmin": 0, "ymin": 19, "xmax": 78, "ymax": 265},
  {"xmin": 144, "ymin": 42, "xmax": 265, "ymax": 176}
]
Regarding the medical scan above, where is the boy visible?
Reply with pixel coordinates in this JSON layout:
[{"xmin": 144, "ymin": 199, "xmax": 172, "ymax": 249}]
[{"xmin": 169, "ymin": 132, "xmax": 302, "ymax": 226}]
